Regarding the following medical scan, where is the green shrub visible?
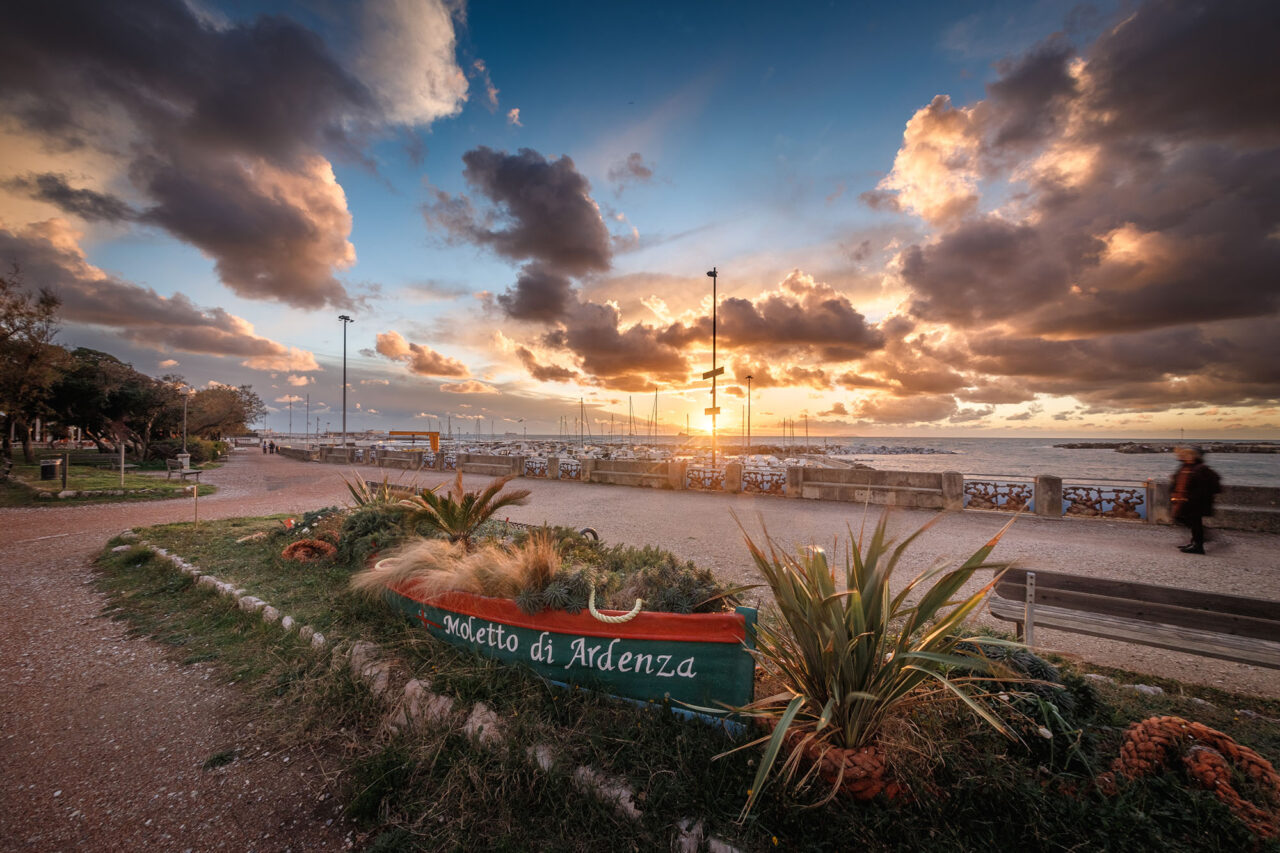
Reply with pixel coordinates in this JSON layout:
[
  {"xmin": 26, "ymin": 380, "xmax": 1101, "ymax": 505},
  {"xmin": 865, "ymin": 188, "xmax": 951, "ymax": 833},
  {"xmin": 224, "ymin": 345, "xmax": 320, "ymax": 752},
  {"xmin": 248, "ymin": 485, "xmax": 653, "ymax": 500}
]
[
  {"xmin": 338, "ymin": 505, "xmax": 409, "ymax": 567},
  {"xmin": 150, "ymin": 437, "xmax": 225, "ymax": 464}
]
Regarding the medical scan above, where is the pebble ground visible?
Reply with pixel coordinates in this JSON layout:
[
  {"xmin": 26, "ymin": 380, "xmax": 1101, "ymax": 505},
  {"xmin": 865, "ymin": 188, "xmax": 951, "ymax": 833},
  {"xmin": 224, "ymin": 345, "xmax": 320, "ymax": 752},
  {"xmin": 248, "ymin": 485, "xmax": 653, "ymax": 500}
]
[{"xmin": 2, "ymin": 449, "xmax": 1277, "ymax": 851}]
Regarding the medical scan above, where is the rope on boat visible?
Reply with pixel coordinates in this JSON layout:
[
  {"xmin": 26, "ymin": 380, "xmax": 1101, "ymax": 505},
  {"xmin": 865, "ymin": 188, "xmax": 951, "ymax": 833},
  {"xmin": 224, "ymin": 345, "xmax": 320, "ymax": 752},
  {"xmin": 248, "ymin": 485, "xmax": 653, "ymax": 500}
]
[{"xmin": 587, "ymin": 584, "xmax": 642, "ymax": 623}]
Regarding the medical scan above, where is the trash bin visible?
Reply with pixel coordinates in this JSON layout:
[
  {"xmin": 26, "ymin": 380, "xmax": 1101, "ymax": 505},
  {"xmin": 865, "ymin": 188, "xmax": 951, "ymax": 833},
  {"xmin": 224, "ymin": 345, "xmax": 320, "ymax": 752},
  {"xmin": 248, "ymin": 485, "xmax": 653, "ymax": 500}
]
[{"xmin": 40, "ymin": 458, "xmax": 62, "ymax": 480}]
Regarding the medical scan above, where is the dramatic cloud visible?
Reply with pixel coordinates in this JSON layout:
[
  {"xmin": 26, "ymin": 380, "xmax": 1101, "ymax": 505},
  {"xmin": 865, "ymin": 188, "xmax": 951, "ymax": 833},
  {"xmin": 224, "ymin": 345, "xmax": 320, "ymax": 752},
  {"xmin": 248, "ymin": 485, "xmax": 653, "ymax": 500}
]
[
  {"xmin": 426, "ymin": 146, "xmax": 612, "ymax": 279},
  {"xmin": 159, "ymin": 359, "xmax": 179, "ymax": 369},
  {"xmin": 950, "ymin": 405, "xmax": 994, "ymax": 423},
  {"xmin": 717, "ymin": 271, "xmax": 884, "ymax": 361},
  {"xmin": 1, "ymin": 219, "xmax": 318, "ymax": 371},
  {"xmin": 515, "ymin": 346, "xmax": 580, "ymax": 383},
  {"xmin": 3, "ymin": 173, "xmax": 134, "ymax": 222},
  {"xmin": 731, "ymin": 358, "xmax": 831, "ymax": 390},
  {"xmin": 506, "ymin": 108, "xmax": 522, "ymax": 126},
  {"xmin": 542, "ymin": 301, "xmax": 690, "ymax": 392},
  {"xmin": 136, "ymin": 154, "xmax": 356, "ymax": 309},
  {"xmin": 874, "ymin": 0, "xmax": 1280, "ymax": 412},
  {"xmin": 0, "ymin": 0, "xmax": 466, "ymax": 310},
  {"xmin": 496, "ymin": 263, "xmax": 574, "ymax": 322},
  {"xmin": 853, "ymin": 394, "xmax": 958, "ymax": 424},
  {"xmin": 355, "ymin": 0, "xmax": 468, "ymax": 126},
  {"xmin": 375, "ymin": 330, "xmax": 469, "ymax": 377}
]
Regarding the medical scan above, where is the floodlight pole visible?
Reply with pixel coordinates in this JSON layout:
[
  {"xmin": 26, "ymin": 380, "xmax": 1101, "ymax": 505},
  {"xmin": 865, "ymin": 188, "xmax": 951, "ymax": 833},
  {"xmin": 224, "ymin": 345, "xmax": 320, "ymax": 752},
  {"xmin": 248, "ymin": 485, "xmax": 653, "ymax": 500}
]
[
  {"xmin": 703, "ymin": 267, "xmax": 723, "ymax": 467},
  {"xmin": 338, "ymin": 314, "xmax": 353, "ymax": 446}
]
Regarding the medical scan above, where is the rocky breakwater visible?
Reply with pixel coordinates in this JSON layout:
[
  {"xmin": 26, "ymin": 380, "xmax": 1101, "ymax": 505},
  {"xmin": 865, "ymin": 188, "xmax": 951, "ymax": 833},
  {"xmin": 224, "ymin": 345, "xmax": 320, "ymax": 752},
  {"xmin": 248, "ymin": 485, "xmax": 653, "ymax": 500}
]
[{"xmin": 1055, "ymin": 442, "xmax": 1280, "ymax": 454}]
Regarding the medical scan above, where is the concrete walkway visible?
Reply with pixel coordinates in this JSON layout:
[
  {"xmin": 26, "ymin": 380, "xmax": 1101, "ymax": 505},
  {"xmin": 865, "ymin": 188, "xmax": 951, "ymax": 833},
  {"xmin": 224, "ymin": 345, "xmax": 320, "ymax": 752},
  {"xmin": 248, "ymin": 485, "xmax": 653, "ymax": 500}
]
[{"xmin": 2, "ymin": 449, "xmax": 1277, "ymax": 848}]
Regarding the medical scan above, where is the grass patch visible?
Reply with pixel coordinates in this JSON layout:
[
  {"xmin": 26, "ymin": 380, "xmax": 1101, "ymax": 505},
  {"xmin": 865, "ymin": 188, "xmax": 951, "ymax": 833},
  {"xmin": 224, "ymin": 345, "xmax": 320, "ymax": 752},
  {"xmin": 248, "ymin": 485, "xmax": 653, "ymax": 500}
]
[
  {"xmin": 95, "ymin": 517, "xmax": 1280, "ymax": 852},
  {"xmin": 5, "ymin": 461, "xmax": 215, "ymax": 502}
]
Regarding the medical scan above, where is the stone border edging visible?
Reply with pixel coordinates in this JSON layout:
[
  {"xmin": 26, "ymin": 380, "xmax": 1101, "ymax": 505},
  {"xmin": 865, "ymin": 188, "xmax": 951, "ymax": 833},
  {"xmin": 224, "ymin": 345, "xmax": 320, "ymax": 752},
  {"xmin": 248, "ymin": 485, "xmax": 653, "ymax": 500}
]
[{"xmin": 116, "ymin": 531, "xmax": 743, "ymax": 850}]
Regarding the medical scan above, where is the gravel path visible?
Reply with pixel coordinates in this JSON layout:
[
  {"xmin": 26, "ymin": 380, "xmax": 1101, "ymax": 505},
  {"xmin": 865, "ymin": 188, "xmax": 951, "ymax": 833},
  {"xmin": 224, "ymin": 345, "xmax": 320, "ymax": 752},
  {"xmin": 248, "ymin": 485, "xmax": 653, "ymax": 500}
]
[
  {"xmin": 0, "ymin": 452, "xmax": 358, "ymax": 853},
  {"xmin": 3, "ymin": 450, "xmax": 1278, "ymax": 850}
]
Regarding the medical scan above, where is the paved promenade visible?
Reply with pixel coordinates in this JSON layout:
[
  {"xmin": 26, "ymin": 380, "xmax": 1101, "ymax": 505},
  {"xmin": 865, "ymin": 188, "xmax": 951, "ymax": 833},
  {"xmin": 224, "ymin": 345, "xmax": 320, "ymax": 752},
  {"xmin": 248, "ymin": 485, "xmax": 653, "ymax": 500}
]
[{"xmin": 2, "ymin": 449, "xmax": 1277, "ymax": 848}]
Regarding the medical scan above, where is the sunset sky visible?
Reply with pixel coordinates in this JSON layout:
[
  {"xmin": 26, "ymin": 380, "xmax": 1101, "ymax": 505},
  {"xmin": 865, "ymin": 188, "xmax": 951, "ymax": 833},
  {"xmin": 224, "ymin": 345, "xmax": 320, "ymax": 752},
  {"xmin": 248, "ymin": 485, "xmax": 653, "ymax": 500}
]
[{"xmin": 2, "ymin": 0, "xmax": 1277, "ymax": 438}]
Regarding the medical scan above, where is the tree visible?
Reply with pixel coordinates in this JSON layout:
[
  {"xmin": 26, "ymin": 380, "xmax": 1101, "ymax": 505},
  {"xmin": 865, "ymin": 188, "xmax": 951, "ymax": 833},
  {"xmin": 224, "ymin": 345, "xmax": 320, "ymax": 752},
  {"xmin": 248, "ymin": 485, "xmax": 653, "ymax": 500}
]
[
  {"xmin": 0, "ymin": 267, "xmax": 67, "ymax": 462},
  {"xmin": 187, "ymin": 384, "xmax": 265, "ymax": 439},
  {"xmin": 47, "ymin": 349, "xmax": 182, "ymax": 459}
]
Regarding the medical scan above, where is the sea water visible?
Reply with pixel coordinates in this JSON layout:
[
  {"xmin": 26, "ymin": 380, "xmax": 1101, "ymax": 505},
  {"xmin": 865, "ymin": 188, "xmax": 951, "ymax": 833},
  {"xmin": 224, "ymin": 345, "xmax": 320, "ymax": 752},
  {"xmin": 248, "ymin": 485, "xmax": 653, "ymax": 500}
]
[{"xmin": 829, "ymin": 437, "xmax": 1280, "ymax": 487}]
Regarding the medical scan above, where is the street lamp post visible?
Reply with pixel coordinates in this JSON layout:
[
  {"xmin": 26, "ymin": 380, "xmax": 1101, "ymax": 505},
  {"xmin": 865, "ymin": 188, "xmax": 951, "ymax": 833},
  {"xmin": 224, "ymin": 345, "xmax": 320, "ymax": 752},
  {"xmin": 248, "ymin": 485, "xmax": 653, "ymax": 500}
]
[
  {"xmin": 746, "ymin": 374, "xmax": 752, "ymax": 453},
  {"xmin": 338, "ymin": 314, "xmax": 353, "ymax": 446},
  {"xmin": 181, "ymin": 387, "xmax": 190, "ymax": 453},
  {"xmin": 704, "ymin": 267, "xmax": 722, "ymax": 467}
]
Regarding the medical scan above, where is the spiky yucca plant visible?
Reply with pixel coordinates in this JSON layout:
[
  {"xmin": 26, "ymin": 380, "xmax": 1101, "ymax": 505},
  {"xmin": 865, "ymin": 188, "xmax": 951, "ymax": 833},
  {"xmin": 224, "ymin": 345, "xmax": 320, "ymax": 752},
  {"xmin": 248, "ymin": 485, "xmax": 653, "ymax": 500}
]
[
  {"xmin": 398, "ymin": 471, "xmax": 531, "ymax": 551},
  {"xmin": 341, "ymin": 471, "xmax": 408, "ymax": 508},
  {"xmin": 727, "ymin": 510, "xmax": 1019, "ymax": 816}
]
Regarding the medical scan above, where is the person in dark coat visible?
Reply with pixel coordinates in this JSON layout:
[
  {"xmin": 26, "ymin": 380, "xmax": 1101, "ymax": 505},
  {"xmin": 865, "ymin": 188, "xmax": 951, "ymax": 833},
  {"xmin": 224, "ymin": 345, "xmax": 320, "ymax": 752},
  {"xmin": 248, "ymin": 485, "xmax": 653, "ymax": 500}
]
[{"xmin": 1169, "ymin": 446, "xmax": 1221, "ymax": 554}]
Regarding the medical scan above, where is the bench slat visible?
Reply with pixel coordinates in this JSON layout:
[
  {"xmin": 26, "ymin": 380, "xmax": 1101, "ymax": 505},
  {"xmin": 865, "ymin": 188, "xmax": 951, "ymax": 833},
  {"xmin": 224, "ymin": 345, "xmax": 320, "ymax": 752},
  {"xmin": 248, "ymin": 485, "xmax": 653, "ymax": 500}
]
[
  {"xmin": 994, "ymin": 569, "xmax": 1277, "ymax": 622},
  {"xmin": 994, "ymin": 585, "xmax": 1279, "ymax": 641},
  {"xmin": 988, "ymin": 598, "xmax": 1280, "ymax": 669}
]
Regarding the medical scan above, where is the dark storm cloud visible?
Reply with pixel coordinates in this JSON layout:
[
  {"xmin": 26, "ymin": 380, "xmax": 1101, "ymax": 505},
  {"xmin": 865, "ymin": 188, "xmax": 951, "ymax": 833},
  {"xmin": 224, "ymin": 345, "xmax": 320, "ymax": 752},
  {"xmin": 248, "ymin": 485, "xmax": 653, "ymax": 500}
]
[
  {"xmin": 730, "ymin": 359, "xmax": 831, "ymax": 390},
  {"xmin": 424, "ymin": 146, "xmax": 614, "ymax": 326},
  {"xmin": 0, "ymin": 222, "xmax": 317, "ymax": 370},
  {"xmin": 983, "ymin": 35, "xmax": 1077, "ymax": 149},
  {"xmin": 880, "ymin": 0, "xmax": 1280, "ymax": 412},
  {"xmin": 515, "ymin": 347, "xmax": 580, "ymax": 383},
  {"xmin": 426, "ymin": 146, "xmax": 612, "ymax": 279},
  {"xmin": 716, "ymin": 271, "xmax": 884, "ymax": 361},
  {"xmin": 3, "ymin": 173, "xmax": 135, "ymax": 222},
  {"xmin": 541, "ymin": 301, "xmax": 689, "ymax": 391},
  {"xmin": 0, "ymin": 0, "xmax": 374, "ymax": 309},
  {"xmin": 496, "ymin": 263, "xmax": 575, "ymax": 322},
  {"xmin": 1082, "ymin": 0, "xmax": 1280, "ymax": 145},
  {"xmin": 853, "ymin": 395, "xmax": 958, "ymax": 424}
]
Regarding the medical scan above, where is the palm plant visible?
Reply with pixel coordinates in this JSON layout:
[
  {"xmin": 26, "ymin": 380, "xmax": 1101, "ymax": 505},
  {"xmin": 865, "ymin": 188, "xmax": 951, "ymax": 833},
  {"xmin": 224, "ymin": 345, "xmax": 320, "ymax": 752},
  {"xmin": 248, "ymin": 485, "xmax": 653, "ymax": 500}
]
[
  {"xmin": 398, "ymin": 471, "xmax": 531, "ymax": 551},
  {"xmin": 726, "ymin": 510, "xmax": 1020, "ymax": 816}
]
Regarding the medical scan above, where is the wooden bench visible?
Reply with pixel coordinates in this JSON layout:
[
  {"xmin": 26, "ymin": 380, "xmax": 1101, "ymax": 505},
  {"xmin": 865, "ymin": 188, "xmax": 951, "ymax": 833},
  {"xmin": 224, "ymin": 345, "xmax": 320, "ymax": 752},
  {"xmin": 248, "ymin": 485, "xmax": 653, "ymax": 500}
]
[
  {"xmin": 165, "ymin": 459, "xmax": 202, "ymax": 482},
  {"xmin": 989, "ymin": 569, "xmax": 1280, "ymax": 669}
]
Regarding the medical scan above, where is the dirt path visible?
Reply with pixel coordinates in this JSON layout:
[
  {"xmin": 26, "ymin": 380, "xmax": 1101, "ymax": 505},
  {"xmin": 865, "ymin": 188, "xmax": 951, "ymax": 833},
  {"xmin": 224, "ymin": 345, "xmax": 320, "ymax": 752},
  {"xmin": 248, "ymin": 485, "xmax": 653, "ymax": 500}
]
[
  {"xmin": 0, "ymin": 451, "xmax": 357, "ymax": 852},
  {"xmin": 3, "ymin": 450, "xmax": 1277, "ymax": 850}
]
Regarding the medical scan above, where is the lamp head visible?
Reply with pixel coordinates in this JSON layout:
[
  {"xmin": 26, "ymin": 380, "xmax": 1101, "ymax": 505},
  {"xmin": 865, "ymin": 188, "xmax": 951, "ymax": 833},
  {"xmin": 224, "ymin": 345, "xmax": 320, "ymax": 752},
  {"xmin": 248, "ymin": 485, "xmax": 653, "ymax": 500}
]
[
  {"xmin": 338, "ymin": 314, "xmax": 352, "ymax": 323},
  {"xmin": 705, "ymin": 268, "xmax": 716, "ymax": 278}
]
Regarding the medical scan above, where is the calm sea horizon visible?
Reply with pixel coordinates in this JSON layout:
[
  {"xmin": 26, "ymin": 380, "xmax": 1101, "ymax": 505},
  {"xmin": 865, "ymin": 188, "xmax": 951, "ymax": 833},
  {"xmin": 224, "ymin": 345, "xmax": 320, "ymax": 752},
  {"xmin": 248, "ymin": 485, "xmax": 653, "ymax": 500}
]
[
  {"xmin": 489, "ymin": 434, "xmax": 1280, "ymax": 487},
  {"xmin": 826, "ymin": 437, "xmax": 1280, "ymax": 487}
]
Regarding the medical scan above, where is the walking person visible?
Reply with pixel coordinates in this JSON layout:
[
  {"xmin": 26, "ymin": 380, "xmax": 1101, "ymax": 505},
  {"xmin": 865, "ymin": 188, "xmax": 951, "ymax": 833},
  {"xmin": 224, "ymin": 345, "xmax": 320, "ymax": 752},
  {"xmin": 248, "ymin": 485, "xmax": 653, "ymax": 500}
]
[{"xmin": 1170, "ymin": 446, "xmax": 1221, "ymax": 554}]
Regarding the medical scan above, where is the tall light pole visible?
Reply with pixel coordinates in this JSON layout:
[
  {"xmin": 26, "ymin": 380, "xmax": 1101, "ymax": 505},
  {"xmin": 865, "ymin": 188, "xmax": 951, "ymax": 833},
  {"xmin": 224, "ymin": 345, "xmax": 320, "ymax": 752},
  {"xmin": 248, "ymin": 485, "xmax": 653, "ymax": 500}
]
[
  {"xmin": 181, "ymin": 386, "xmax": 190, "ymax": 453},
  {"xmin": 704, "ymin": 267, "xmax": 722, "ymax": 466},
  {"xmin": 338, "ymin": 314, "xmax": 353, "ymax": 446},
  {"xmin": 746, "ymin": 374, "xmax": 752, "ymax": 453}
]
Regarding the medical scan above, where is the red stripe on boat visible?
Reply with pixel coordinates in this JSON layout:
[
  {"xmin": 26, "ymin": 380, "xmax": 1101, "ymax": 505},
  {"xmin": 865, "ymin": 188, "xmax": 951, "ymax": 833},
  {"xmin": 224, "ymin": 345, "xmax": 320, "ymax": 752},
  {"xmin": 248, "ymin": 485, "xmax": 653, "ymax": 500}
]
[{"xmin": 389, "ymin": 586, "xmax": 747, "ymax": 644}]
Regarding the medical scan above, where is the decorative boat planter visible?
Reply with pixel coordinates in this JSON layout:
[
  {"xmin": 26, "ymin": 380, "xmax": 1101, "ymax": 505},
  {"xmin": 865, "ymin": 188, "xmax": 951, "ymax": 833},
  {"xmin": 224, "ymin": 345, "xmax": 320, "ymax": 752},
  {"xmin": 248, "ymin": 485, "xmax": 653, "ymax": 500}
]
[{"xmin": 385, "ymin": 585, "xmax": 757, "ymax": 714}]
